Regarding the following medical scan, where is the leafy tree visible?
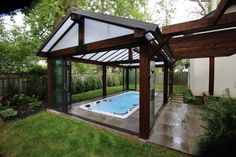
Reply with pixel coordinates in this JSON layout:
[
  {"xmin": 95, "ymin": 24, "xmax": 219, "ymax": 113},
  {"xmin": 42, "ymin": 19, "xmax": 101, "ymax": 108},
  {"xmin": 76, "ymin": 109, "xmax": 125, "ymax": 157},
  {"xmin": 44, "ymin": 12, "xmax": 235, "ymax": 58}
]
[
  {"xmin": 151, "ymin": 0, "xmax": 177, "ymax": 26},
  {"xmin": 0, "ymin": 0, "xmax": 150, "ymax": 74}
]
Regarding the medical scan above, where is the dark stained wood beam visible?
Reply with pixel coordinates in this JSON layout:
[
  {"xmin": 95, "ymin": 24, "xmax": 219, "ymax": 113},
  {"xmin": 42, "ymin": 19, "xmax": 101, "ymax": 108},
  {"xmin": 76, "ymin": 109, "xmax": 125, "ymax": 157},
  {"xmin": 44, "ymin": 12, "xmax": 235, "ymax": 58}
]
[
  {"xmin": 162, "ymin": 12, "xmax": 236, "ymax": 35},
  {"xmin": 69, "ymin": 57, "xmax": 124, "ymax": 68},
  {"xmin": 79, "ymin": 17, "xmax": 84, "ymax": 45},
  {"xmin": 211, "ymin": 0, "xmax": 231, "ymax": 25},
  {"xmin": 106, "ymin": 59, "xmax": 140, "ymax": 65},
  {"xmin": 209, "ymin": 57, "xmax": 215, "ymax": 95},
  {"xmin": 50, "ymin": 33, "xmax": 145, "ymax": 57},
  {"xmin": 139, "ymin": 43, "xmax": 150, "ymax": 139},
  {"xmin": 148, "ymin": 36, "xmax": 172, "ymax": 60},
  {"xmin": 128, "ymin": 48, "xmax": 133, "ymax": 60},
  {"xmin": 102, "ymin": 65, "xmax": 107, "ymax": 96},
  {"xmin": 170, "ymin": 29, "xmax": 236, "ymax": 59}
]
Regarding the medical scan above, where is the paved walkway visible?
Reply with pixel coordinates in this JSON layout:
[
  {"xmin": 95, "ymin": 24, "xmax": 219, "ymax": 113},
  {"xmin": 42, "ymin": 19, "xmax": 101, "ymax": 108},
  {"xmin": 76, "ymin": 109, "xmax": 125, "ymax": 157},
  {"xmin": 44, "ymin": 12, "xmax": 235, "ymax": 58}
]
[{"xmin": 149, "ymin": 94, "xmax": 205, "ymax": 155}]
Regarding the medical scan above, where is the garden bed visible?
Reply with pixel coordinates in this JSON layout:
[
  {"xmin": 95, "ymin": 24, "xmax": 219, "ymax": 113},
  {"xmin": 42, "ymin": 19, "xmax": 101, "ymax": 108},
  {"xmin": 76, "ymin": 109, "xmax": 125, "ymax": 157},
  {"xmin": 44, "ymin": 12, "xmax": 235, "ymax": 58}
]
[{"xmin": 0, "ymin": 94, "xmax": 45, "ymax": 121}]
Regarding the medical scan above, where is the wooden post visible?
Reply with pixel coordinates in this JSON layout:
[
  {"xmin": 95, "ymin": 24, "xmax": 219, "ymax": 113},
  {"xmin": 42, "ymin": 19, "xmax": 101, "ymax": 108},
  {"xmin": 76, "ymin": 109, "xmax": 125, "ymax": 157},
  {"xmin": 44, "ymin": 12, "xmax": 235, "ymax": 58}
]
[
  {"xmin": 139, "ymin": 44, "xmax": 150, "ymax": 139},
  {"xmin": 102, "ymin": 65, "xmax": 107, "ymax": 96},
  {"xmin": 163, "ymin": 61, "xmax": 169, "ymax": 104},
  {"xmin": 47, "ymin": 58, "xmax": 52, "ymax": 108},
  {"xmin": 209, "ymin": 57, "xmax": 215, "ymax": 95}
]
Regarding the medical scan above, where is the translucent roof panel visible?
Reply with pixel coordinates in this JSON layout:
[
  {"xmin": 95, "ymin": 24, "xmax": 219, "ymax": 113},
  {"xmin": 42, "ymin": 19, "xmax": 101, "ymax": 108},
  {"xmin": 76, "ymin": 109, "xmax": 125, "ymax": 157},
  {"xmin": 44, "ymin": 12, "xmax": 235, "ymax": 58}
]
[
  {"xmin": 102, "ymin": 49, "xmax": 127, "ymax": 62},
  {"xmin": 97, "ymin": 50, "xmax": 118, "ymax": 62},
  {"xmin": 82, "ymin": 53, "xmax": 97, "ymax": 59},
  {"xmin": 108, "ymin": 49, "xmax": 128, "ymax": 61},
  {"xmin": 74, "ymin": 54, "xmax": 84, "ymax": 58},
  {"xmin": 52, "ymin": 23, "xmax": 79, "ymax": 51},
  {"xmin": 90, "ymin": 51, "xmax": 108, "ymax": 60},
  {"xmin": 42, "ymin": 17, "xmax": 74, "ymax": 52},
  {"xmin": 116, "ymin": 53, "xmax": 128, "ymax": 61},
  {"xmin": 84, "ymin": 18, "xmax": 134, "ymax": 44}
]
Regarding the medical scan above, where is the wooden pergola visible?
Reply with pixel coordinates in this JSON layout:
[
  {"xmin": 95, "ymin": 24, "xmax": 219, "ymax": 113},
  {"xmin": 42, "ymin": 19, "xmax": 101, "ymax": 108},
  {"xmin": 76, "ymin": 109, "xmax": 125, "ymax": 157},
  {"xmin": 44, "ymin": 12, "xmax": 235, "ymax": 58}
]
[{"xmin": 37, "ymin": 0, "xmax": 236, "ymax": 139}]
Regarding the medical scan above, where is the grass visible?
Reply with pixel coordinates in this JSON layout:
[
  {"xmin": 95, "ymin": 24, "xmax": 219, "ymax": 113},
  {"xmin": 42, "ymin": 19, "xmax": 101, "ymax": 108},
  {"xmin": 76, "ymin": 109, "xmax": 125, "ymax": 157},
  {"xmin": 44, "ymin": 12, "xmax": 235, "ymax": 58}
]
[
  {"xmin": 72, "ymin": 85, "xmax": 188, "ymax": 103},
  {"xmin": 0, "ymin": 111, "xmax": 186, "ymax": 157},
  {"xmin": 132, "ymin": 84, "xmax": 187, "ymax": 94},
  {"xmin": 72, "ymin": 86, "xmax": 123, "ymax": 103}
]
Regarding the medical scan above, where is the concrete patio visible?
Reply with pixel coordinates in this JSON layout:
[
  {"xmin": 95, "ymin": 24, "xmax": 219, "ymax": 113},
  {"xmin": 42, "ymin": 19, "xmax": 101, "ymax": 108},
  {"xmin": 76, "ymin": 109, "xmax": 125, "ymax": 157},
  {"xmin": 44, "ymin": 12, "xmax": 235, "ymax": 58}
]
[{"xmin": 149, "ymin": 94, "xmax": 205, "ymax": 155}]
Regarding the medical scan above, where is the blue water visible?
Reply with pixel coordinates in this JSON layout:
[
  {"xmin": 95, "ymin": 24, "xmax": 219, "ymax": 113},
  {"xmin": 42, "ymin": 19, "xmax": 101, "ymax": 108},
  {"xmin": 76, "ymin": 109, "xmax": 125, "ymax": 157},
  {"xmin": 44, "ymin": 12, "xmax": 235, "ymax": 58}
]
[{"xmin": 91, "ymin": 92, "xmax": 139, "ymax": 114}]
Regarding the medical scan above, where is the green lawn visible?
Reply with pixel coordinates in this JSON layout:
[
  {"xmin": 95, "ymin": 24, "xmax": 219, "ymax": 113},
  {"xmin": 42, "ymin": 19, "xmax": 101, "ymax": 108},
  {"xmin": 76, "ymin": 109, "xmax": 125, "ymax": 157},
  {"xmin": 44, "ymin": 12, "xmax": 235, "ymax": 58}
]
[
  {"xmin": 0, "ymin": 112, "xmax": 186, "ymax": 157},
  {"xmin": 72, "ymin": 86, "xmax": 123, "ymax": 102},
  {"xmin": 72, "ymin": 85, "xmax": 188, "ymax": 103}
]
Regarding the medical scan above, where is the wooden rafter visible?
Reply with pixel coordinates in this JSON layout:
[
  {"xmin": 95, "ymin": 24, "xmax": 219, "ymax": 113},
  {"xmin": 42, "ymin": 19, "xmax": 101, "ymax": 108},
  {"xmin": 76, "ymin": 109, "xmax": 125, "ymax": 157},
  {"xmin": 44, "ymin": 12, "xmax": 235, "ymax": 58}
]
[
  {"xmin": 162, "ymin": 12, "xmax": 236, "ymax": 35},
  {"xmin": 148, "ymin": 36, "xmax": 171, "ymax": 59},
  {"xmin": 211, "ymin": 0, "xmax": 232, "ymax": 25},
  {"xmin": 170, "ymin": 29, "xmax": 236, "ymax": 59}
]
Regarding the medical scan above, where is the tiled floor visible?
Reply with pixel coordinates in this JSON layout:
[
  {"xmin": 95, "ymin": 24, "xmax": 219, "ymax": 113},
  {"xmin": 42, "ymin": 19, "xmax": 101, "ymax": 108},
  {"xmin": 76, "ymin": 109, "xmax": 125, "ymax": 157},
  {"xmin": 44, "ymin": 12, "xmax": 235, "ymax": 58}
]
[
  {"xmin": 149, "ymin": 94, "xmax": 205, "ymax": 155},
  {"xmin": 68, "ymin": 91, "xmax": 163, "ymax": 134}
]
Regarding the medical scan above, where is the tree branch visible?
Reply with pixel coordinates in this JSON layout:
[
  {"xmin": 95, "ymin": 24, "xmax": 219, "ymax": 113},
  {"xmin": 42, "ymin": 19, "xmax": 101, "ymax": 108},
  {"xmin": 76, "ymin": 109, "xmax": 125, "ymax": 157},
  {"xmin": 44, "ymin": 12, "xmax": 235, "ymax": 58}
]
[{"xmin": 197, "ymin": 0, "xmax": 208, "ymax": 15}]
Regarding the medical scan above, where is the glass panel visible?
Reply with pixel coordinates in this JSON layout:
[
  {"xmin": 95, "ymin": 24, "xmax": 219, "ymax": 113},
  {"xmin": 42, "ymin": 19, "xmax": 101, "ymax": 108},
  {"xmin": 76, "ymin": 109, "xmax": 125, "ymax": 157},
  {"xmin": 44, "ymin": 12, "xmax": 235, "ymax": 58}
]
[
  {"xmin": 51, "ymin": 59, "xmax": 64, "ymax": 112},
  {"xmin": 150, "ymin": 61, "xmax": 155, "ymax": 128},
  {"xmin": 84, "ymin": 18, "xmax": 134, "ymax": 44},
  {"xmin": 52, "ymin": 24, "xmax": 79, "ymax": 51},
  {"xmin": 128, "ymin": 68, "xmax": 136, "ymax": 90},
  {"xmin": 42, "ymin": 18, "xmax": 74, "ymax": 52}
]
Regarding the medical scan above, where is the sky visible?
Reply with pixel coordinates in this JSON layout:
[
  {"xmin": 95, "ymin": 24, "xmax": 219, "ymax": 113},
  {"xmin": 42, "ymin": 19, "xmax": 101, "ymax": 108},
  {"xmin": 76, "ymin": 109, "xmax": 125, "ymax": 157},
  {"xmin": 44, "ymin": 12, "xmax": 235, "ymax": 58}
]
[{"xmin": 1, "ymin": 0, "xmax": 203, "ymax": 29}]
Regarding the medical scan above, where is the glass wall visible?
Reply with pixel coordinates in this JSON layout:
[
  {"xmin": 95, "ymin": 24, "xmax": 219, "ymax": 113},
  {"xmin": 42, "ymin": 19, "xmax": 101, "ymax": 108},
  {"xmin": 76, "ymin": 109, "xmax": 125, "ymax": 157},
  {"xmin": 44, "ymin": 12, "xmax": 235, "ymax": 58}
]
[
  {"xmin": 51, "ymin": 58, "xmax": 71, "ymax": 112},
  {"xmin": 128, "ymin": 68, "xmax": 136, "ymax": 90},
  {"xmin": 149, "ymin": 61, "xmax": 155, "ymax": 128}
]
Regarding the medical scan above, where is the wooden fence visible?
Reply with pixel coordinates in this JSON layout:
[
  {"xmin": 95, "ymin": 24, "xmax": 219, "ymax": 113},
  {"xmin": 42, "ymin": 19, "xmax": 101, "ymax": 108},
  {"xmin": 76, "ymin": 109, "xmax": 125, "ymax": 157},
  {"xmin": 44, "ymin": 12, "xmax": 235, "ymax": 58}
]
[
  {"xmin": 0, "ymin": 74, "xmax": 47, "ymax": 99},
  {"xmin": 155, "ymin": 72, "xmax": 188, "ymax": 85}
]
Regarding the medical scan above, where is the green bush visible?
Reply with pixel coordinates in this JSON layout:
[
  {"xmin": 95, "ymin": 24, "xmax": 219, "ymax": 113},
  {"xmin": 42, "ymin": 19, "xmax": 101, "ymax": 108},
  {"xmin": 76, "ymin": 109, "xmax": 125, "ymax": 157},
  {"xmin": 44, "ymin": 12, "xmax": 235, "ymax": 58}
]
[
  {"xmin": 27, "ymin": 65, "xmax": 47, "ymax": 75},
  {"xmin": 0, "ymin": 108, "xmax": 18, "ymax": 119},
  {"xmin": 183, "ymin": 89, "xmax": 202, "ymax": 105},
  {"xmin": 72, "ymin": 73, "xmax": 122, "ymax": 94},
  {"xmin": 197, "ymin": 96, "xmax": 236, "ymax": 151},
  {"xmin": 25, "ymin": 75, "xmax": 47, "ymax": 100},
  {"xmin": 1, "ymin": 94, "xmax": 43, "ymax": 118}
]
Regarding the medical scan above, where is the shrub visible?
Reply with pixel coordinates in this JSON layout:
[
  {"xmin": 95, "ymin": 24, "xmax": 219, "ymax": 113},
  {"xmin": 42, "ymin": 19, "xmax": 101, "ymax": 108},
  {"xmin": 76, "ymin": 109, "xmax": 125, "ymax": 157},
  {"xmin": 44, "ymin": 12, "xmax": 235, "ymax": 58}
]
[
  {"xmin": 25, "ymin": 75, "xmax": 47, "ymax": 100},
  {"xmin": 183, "ymin": 89, "xmax": 202, "ymax": 105},
  {"xmin": 0, "ymin": 108, "xmax": 18, "ymax": 119},
  {"xmin": 197, "ymin": 96, "xmax": 236, "ymax": 156},
  {"xmin": 1, "ymin": 94, "xmax": 43, "ymax": 117},
  {"xmin": 27, "ymin": 65, "xmax": 47, "ymax": 75}
]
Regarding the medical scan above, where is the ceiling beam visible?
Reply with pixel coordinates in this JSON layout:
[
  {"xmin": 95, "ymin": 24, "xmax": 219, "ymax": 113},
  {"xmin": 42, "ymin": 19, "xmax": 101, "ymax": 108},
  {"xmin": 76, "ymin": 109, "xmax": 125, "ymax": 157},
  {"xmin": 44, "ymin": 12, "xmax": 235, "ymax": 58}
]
[
  {"xmin": 170, "ymin": 29, "xmax": 236, "ymax": 59},
  {"xmin": 162, "ymin": 12, "xmax": 236, "ymax": 35},
  {"xmin": 211, "ymin": 0, "xmax": 232, "ymax": 25},
  {"xmin": 148, "ymin": 36, "xmax": 171, "ymax": 59}
]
